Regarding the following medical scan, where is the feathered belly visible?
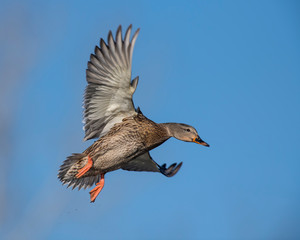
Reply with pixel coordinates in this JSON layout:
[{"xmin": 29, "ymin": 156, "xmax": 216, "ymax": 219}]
[{"xmin": 88, "ymin": 134, "xmax": 145, "ymax": 173}]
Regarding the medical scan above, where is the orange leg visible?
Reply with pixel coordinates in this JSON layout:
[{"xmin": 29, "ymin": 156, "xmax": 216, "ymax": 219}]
[
  {"xmin": 76, "ymin": 155, "xmax": 93, "ymax": 178},
  {"xmin": 89, "ymin": 174, "xmax": 105, "ymax": 203}
]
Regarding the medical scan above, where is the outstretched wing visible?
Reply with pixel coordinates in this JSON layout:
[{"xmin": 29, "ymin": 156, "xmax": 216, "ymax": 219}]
[
  {"xmin": 122, "ymin": 152, "xmax": 183, "ymax": 177},
  {"xmin": 84, "ymin": 25, "xmax": 140, "ymax": 141}
]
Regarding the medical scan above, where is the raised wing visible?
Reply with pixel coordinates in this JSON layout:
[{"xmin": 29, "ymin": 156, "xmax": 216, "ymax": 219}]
[
  {"xmin": 122, "ymin": 152, "xmax": 183, "ymax": 177},
  {"xmin": 83, "ymin": 25, "xmax": 140, "ymax": 141}
]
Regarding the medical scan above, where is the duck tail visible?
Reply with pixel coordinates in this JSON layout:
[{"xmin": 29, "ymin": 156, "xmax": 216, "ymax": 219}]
[{"xmin": 58, "ymin": 153, "xmax": 100, "ymax": 190}]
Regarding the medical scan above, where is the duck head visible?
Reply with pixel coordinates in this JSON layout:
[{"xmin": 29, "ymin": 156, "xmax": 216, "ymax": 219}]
[{"xmin": 164, "ymin": 123, "xmax": 209, "ymax": 147}]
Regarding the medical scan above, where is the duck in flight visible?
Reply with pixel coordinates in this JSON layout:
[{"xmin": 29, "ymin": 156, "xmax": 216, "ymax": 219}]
[{"xmin": 58, "ymin": 25, "xmax": 209, "ymax": 202}]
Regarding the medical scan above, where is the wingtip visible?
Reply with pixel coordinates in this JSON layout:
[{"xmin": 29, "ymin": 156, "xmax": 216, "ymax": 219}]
[
  {"xmin": 159, "ymin": 162, "xmax": 183, "ymax": 177},
  {"xmin": 117, "ymin": 25, "xmax": 122, "ymax": 35},
  {"xmin": 108, "ymin": 30, "xmax": 114, "ymax": 41},
  {"xmin": 134, "ymin": 28, "xmax": 140, "ymax": 37},
  {"xmin": 169, "ymin": 162, "xmax": 183, "ymax": 177},
  {"xmin": 100, "ymin": 38, "xmax": 105, "ymax": 45}
]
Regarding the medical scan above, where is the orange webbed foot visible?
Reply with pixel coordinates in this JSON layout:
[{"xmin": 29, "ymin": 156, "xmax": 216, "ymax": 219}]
[
  {"xmin": 89, "ymin": 174, "xmax": 105, "ymax": 202},
  {"xmin": 76, "ymin": 155, "xmax": 93, "ymax": 178}
]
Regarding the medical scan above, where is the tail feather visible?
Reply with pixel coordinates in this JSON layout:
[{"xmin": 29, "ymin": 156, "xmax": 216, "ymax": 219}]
[{"xmin": 58, "ymin": 153, "xmax": 100, "ymax": 190}]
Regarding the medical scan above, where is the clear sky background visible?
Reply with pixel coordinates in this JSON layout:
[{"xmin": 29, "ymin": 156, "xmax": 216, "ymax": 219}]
[{"xmin": 0, "ymin": 1, "xmax": 299, "ymax": 239}]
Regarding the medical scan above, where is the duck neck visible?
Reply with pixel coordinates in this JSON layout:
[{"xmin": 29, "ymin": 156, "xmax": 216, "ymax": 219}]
[{"xmin": 160, "ymin": 123, "xmax": 178, "ymax": 138}]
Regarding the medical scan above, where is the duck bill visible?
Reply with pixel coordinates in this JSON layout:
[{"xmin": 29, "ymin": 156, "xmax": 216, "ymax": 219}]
[{"xmin": 193, "ymin": 136, "xmax": 210, "ymax": 147}]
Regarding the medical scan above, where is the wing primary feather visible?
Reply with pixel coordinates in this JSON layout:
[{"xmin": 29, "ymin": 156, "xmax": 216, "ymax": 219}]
[
  {"xmin": 129, "ymin": 28, "xmax": 140, "ymax": 64},
  {"xmin": 90, "ymin": 53, "xmax": 106, "ymax": 72},
  {"xmin": 110, "ymin": 30, "xmax": 126, "ymax": 68},
  {"xmin": 99, "ymin": 38, "xmax": 115, "ymax": 68},
  {"xmin": 158, "ymin": 162, "xmax": 183, "ymax": 177},
  {"xmin": 93, "ymin": 49, "xmax": 113, "ymax": 74},
  {"xmin": 124, "ymin": 25, "xmax": 132, "ymax": 64},
  {"xmin": 169, "ymin": 162, "xmax": 183, "ymax": 177},
  {"xmin": 107, "ymin": 31, "xmax": 120, "ymax": 66},
  {"xmin": 116, "ymin": 25, "xmax": 126, "ymax": 66},
  {"xmin": 107, "ymin": 31, "xmax": 115, "ymax": 52}
]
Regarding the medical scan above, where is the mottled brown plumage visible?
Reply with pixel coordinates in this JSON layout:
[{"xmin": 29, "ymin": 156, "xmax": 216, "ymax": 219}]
[
  {"xmin": 60, "ymin": 114, "xmax": 164, "ymax": 176},
  {"xmin": 58, "ymin": 25, "xmax": 209, "ymax": 202},
  {"xmin": 81, "ymin": 113, "xmax": 169, "ymax": 175}
]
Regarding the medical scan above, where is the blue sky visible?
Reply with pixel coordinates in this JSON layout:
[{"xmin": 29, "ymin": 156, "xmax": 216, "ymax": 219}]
[{"xmin": 0, "ymin": 0, "xmax": 299, "ymax": 239}]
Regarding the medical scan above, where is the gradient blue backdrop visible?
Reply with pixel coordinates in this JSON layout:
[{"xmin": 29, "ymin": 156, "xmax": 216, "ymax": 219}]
[{"xmin": 0, "ymin": 1, "xmax": 299, "ymax": 239}]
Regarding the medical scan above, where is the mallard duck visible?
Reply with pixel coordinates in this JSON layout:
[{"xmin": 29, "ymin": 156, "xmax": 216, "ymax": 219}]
[{"xmin": 58, "ymin": 25, "xmax": 209, "ymax": 202}]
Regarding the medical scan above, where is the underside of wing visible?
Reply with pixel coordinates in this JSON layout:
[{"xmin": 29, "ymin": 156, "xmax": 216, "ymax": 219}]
[
  {"xmin": 84, "ymin": 25, "xmax": 140, "ymax": 141},
  {"xmin": 122, "ymin": 152, "xmax": 183, "ymax": 177}
]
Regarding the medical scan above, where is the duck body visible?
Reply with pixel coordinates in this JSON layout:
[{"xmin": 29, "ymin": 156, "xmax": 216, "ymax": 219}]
[
  {"xmin": 58, "ymin": 25, "xmax": 209, "ymax": 202},
  {"xmin": 84, "ymin": 113, "xmax": 170, "ymax": 174}
]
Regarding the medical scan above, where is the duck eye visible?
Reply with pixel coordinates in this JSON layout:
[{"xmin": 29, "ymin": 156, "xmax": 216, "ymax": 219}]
[{"xmin": 186, "ymin": 129, "xmax": 190, "ymax": 132}]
